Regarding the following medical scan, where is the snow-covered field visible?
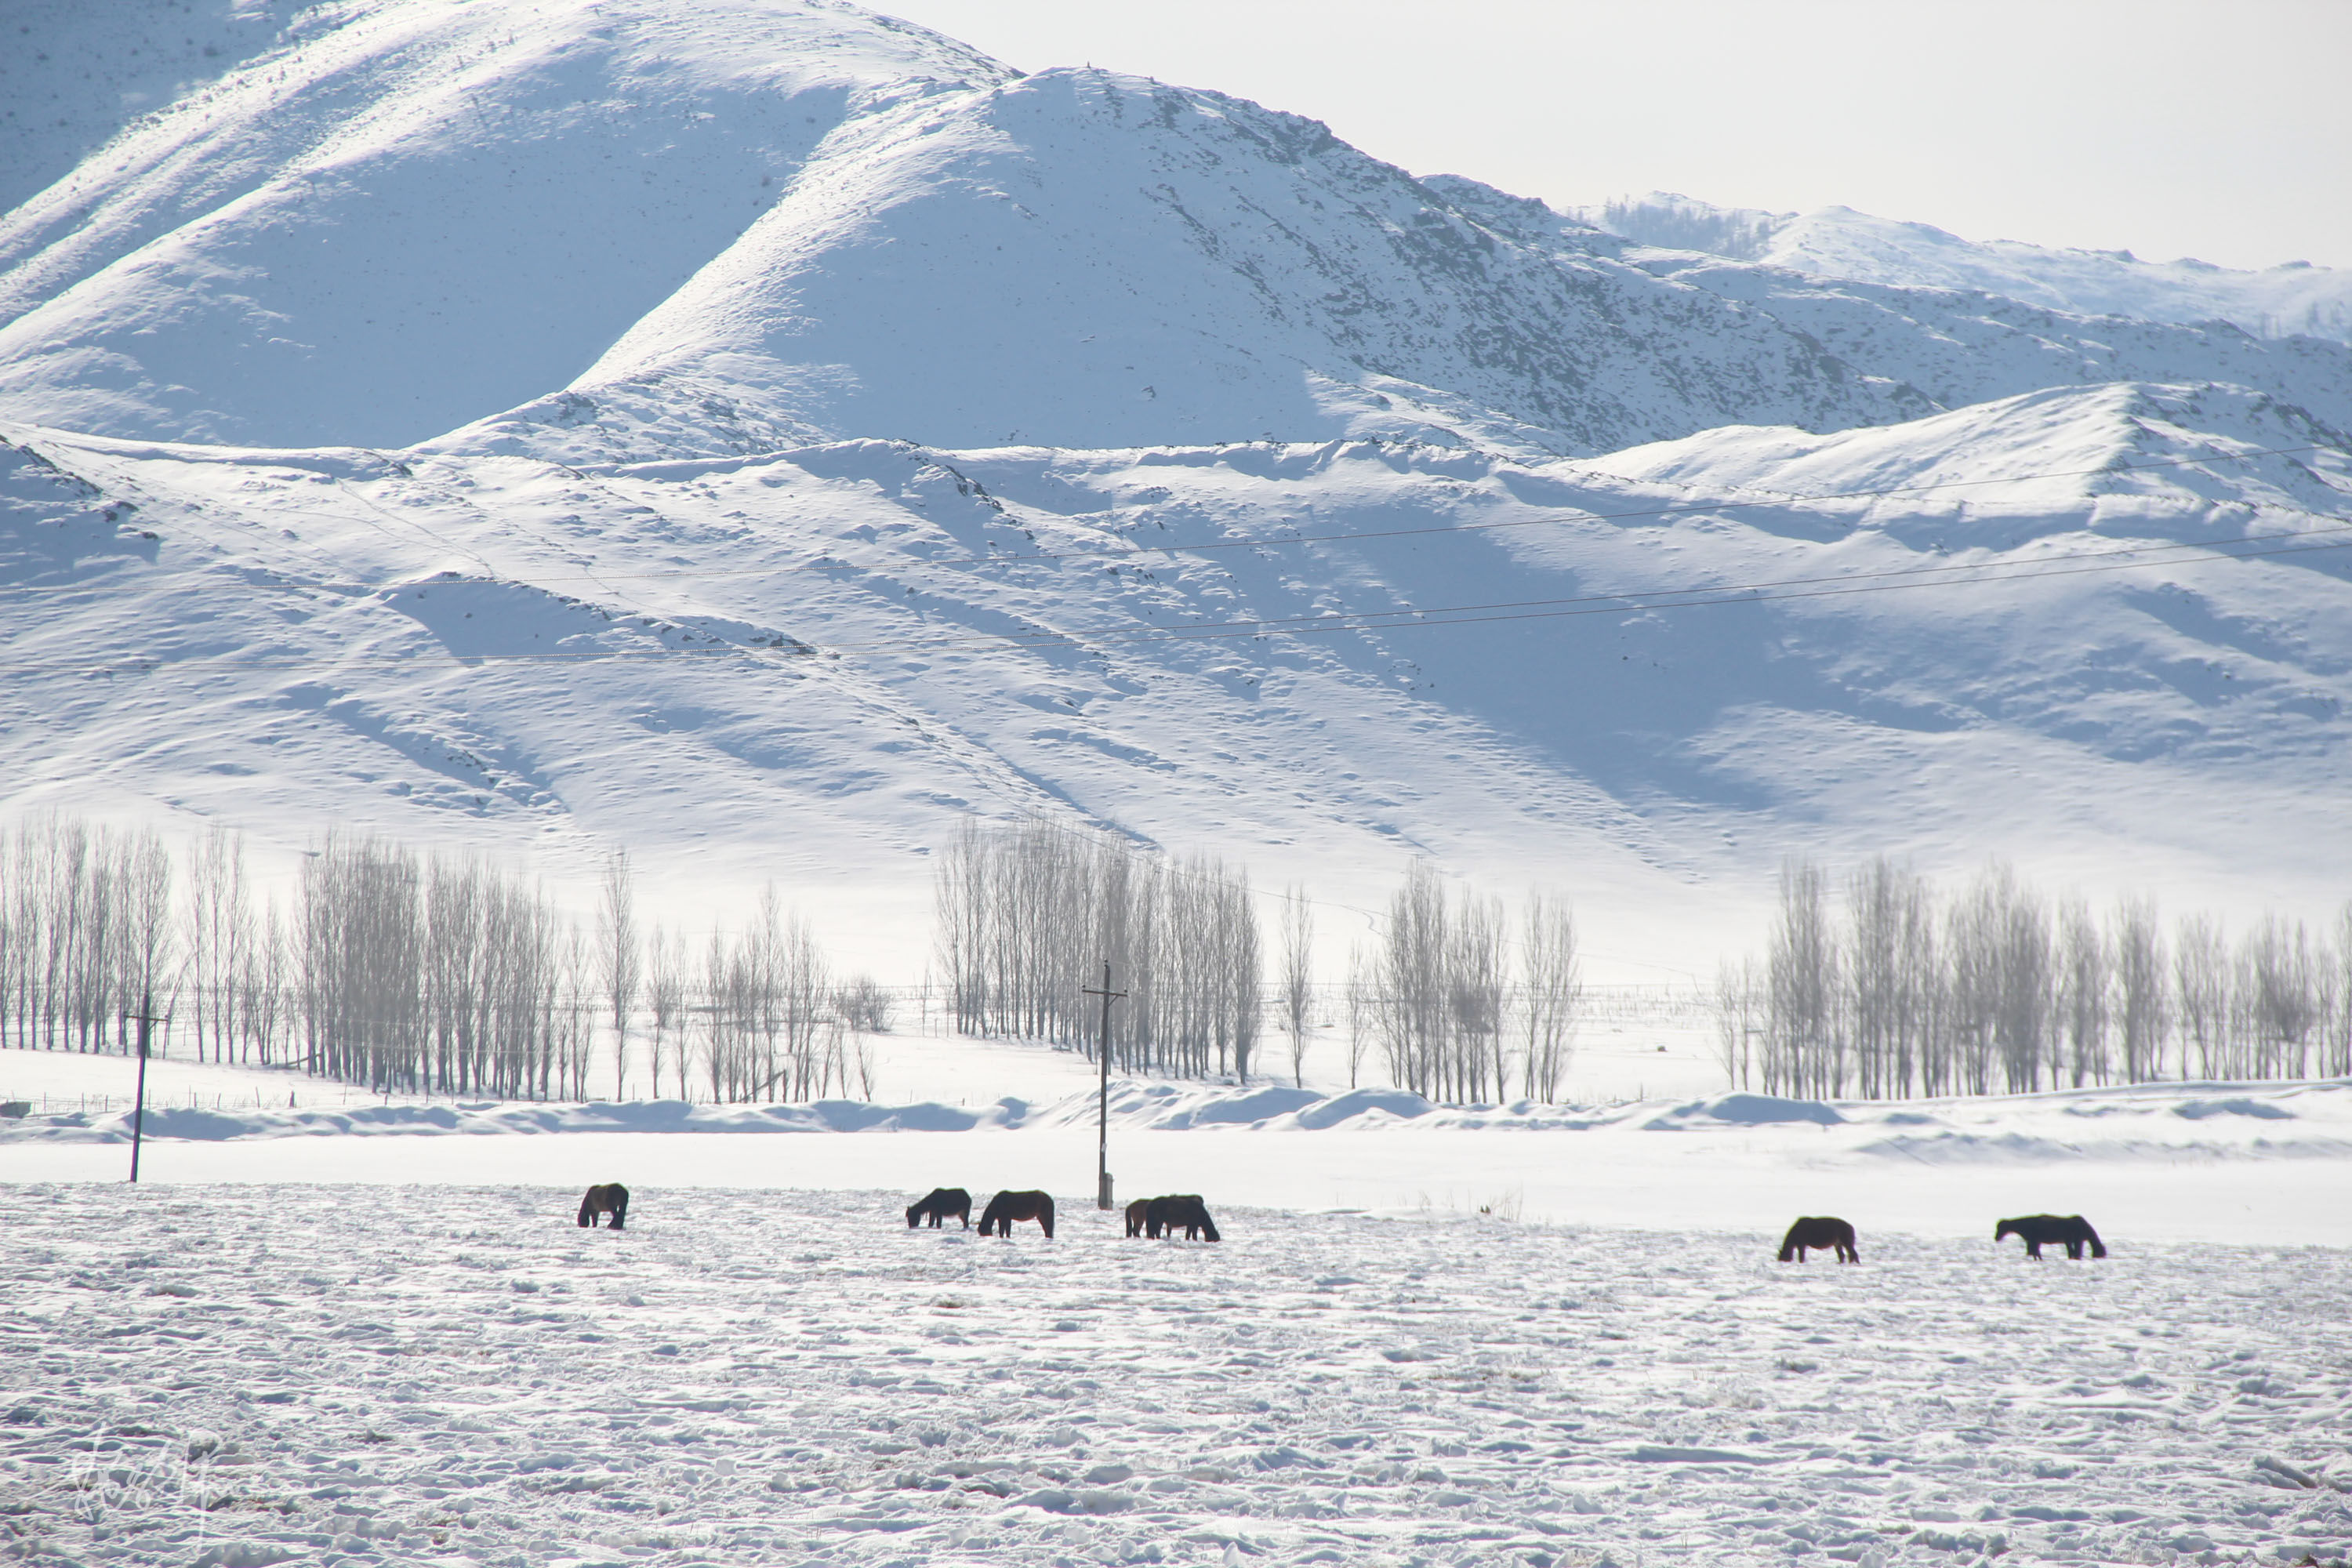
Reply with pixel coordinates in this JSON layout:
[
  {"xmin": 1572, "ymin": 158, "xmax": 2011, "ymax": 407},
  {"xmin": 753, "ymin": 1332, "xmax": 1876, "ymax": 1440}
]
[
  {"xmin": 8, "ymin": 1041, "xmax": 2352, "ymax": 1563},
  {"xmin": 5, "ymin": 1182, "xmax": 2350, "ymax": 1568}
]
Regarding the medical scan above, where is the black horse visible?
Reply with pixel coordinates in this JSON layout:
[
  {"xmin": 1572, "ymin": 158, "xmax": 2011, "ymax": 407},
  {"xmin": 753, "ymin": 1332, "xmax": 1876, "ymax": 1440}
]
[
  {"xmin": 1777, "ymin": 1215, "xmax": 1858, "ymax": 1263},
  {"xmin": 1145, "ymin": 1194, "xmax": 1221, "ymax": 1241},
  {"xmin": 1996, "ymin": 1214, "xmax": 2105, "ymax": 1259},
  {"xmin": 906, "ymin": 1187, "xmax": 972, "ymax": 1229},
  {"xmin": 577, "ymin": 1183, "xmax": 630, "ymax": 1229},
  {"xmin": 1123, "ymin": 1197, "xmax": 1152, "ymax": 1237},
  {"xmin": 978, "ymin": 1189, "xmax": 1055, "ymax": 1238}
]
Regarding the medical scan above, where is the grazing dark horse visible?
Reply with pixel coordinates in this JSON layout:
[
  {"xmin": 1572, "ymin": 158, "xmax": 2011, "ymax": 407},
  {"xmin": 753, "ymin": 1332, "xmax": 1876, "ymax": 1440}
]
[
  {"xmin": 1778, "ymin": 1215, "xmax": 1857, "ymax": 1263},
  {"xmin": 1145, "ymin": 1194, "xmax": 1221, "ymax": 1242},
  {"xmin": 1124, "ymin": 1198, "xmax": 1152, "ymax": 1237},
  {"xmin": 1996, "ymin": 1214, "xmax": 2105, "ymax": 1259},
  {"xmin": 906, "ymin": 1187, "xmax": 972, "ymax": 1229},
  {"xmin": 978, "ymin": 1189, "xmax": 1054, "ymax": 1238},
  {"xmin": 577, "ymin": 1183, "xmax": 630, "ymax": 1230}
]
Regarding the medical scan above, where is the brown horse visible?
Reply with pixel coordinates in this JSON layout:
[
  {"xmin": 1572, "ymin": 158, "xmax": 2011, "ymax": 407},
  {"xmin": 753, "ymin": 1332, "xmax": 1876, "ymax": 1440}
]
[
  {"xmin": 1124, "ymin": 1197, "xmax": 1152, "ymax": 1237},
  {"xmin": 577, "ymin": 1183, "xmax": 629, "ymax": 1230},
  {"xmin": 1995, "ymin": 1214, "xmax": 2105, "ymax": 1259},
  {"xmin": 906, "ymin": 1188, "xmax": 972, "ymax": 1229},
  {"xmin": 978, "ymin": 1189, "xmax": 1054, "ymax": 1238},
  {"xmin": 1145, "ymin": 1194, "xmax": 1221, "ymax": 1241},
  {"xmin": 1777, "ymin": 1215, "xmax": 1857, "ymax": 1263}
]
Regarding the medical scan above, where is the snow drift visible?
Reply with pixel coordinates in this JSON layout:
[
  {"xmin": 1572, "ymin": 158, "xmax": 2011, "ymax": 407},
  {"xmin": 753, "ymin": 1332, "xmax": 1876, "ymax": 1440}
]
[{"xmin": 10, "ymin": 1076, "xmax": 2347, "ymax": 1163}]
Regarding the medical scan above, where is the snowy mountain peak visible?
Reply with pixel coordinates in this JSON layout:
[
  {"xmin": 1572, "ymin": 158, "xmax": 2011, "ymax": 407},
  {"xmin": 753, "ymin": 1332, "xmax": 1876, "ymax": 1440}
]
[
  {"xmin": 0, "ymin": 0, "xmax": 1014, "ymax": 448},
  {"xmin": 1583, "ymin": 192, "xmax": 2352, "ymax": 346}
]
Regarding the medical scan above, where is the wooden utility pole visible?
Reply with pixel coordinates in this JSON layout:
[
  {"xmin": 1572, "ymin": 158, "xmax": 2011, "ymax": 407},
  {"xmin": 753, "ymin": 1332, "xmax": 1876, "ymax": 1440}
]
[
  {"xmin": 124, "ymin": 994, "xmax": 166, "ymax": 1184},
  {"xmin": 1082, "ymin": 962, "xmax": 1126, "ymax": 1210}
]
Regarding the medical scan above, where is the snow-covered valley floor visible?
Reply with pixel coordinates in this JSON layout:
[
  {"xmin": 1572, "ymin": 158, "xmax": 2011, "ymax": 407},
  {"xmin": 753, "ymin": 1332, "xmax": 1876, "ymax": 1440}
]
[{"xmin": 4, "ymin": 1184, "xmax": 2349, "ymax": 1568}]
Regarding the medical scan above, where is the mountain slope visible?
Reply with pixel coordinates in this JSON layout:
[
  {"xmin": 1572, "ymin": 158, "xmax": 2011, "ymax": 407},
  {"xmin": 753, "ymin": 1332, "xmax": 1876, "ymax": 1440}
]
[
  {"xmin": 6, "ymin": 379, "xmax": 2348, "ymax": 965},
  {"xmin": 0, "ymin": 0, "xmax": 1010, "ymax": 448},
  {"xmin": 0, "ymin": 0, "xmax": 313, "ymax": 220},
  {"xmin": 439, "ymin": 67, "xmax": 1926, "ymax": 463}
]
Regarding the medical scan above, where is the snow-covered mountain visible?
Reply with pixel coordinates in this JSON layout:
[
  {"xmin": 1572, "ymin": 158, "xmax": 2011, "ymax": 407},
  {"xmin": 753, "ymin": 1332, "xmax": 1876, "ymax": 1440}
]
[
  {"xmin": 3, "ymin": 0, "xmax": 2350, "ymax": 971},
  {"xmin": 1586, "ymin": 191, "xmax": 2352, "ymax": 346},
  {"xmin": 8, "ymin": 0, "xmax": 2352, "ymax": 465}
]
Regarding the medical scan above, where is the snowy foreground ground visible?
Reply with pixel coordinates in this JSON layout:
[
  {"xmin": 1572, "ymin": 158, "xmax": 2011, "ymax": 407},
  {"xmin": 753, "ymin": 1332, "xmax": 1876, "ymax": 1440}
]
[{"xmin": 5, "ymin": 1184, "xmax": 2351, "ymax": 1568}]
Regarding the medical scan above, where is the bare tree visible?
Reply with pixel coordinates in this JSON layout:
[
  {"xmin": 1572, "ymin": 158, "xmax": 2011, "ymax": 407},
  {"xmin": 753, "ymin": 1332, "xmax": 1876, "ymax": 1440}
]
[
  {"xmin": 240, "ymin": 898, "xmax": 289, "ymax": 1068},
  {"xmin": 2056, "ymin": 897, "xmax": 2108, "ymax": 1087},
  {"xmin": 2175, "ymin": 914, "xmax": 2230, "ymax": 1080},
  {"xmin": 183, "ymin": 824, "xmax": 250, "ymax": 1062},
  {"xmin": 1766, "ymin": 858, "xmax": 1841, "ymax": 1097},
  {"xmin": 645, "ymin": 924, "xmax": 687, "ymax": 1099},
  {"xmin": 2110, "ymin": 897, "xmax": 2169, "ymax": 1083},
  {"xmin": 1846, "ymin": 858, "xmax": 1932, "ymax": 1099},
  {"xmin": 1279, "ymin": 885, "xmax": 1313, "ymax": 1087},
  {"xmin": 1521, "ymin": 892, "xmax": 1583, "ymax": 1101},
  {"xmin": 1344, "ymin": 944, "xmax": 1373, "ymax": 1090},
  {"xmin": 1444, "ymin": 892, "xmax": 1507, "ymax": 1102},
  {"xmin": 121, "ymin": 829, "xmax": 175, "ymax": 1047},
  {"xmin": 1714, "ymin": 957, "xmax": 1761, "ymax": 1090},
  {"xmin": 834, "ymin": 975, "xmax": 894, "ymax": 1034},
  {"xmin": 597, "ymin": 848, "xmax": 641, "ymax": 1100},
  {"xmin": 2240, "ymin": 915, "xmax": 2317, "ymax": 1080},
  {"xmin": 2330, "ymin": 903, "xmax": 2352, "ymax": 1080},
  {"xmin": 932, "ymin": 818, "xmax": 1263, "ymax": 1082},
  {"xmin": 1379, "ymin": 861, "xmax": 1450, "ymax": 1098}
]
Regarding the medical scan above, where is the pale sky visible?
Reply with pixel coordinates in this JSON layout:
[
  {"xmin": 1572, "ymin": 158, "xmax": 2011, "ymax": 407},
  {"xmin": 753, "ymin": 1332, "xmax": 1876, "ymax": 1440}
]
[{"xmin": 876, "ymin": 0, "xmax": 2352, "ymax": 272}]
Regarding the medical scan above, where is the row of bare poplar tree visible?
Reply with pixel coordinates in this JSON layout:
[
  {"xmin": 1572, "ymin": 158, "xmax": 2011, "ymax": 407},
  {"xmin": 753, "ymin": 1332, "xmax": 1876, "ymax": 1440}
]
[
  {"xmin": 934, "ymin": 819, "xmax": 1267, "ymax": 1079},
  {"xmin": 935, "ymin": 821, "xmax": 1587, "ymax": 1098},
  {"xmin": 1719, "ymin": 857, "xmax": 2352, "ymax": 1099},
  {"xmin": 0, "ymin": 817, "xmax": 883, "ymax": 1102},
  {"xmin": 1341, "ymin": 862, "xmax": 1586, "ymax": 1104}
]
